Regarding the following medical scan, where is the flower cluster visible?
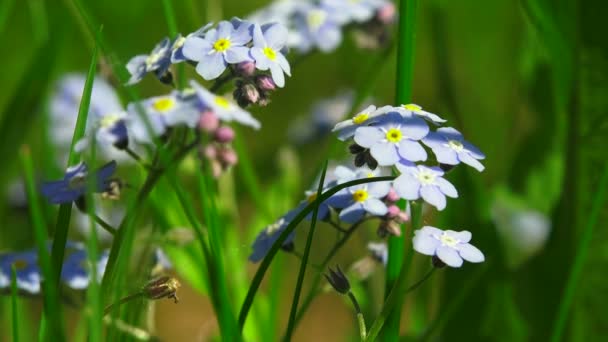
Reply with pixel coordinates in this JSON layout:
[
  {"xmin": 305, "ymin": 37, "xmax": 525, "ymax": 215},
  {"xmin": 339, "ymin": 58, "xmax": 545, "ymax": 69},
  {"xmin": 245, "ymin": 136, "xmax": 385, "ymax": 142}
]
[
  {"xmin": 0, "ymin": 243, "xmax": 171, "ymax": 295},
  {"xmin": 250, "ymin": 103, "xmax": 486, "ymax": 268},
  {"xmin": 247, "ymin": 0, "xmax": 396, "ymax": 53}
]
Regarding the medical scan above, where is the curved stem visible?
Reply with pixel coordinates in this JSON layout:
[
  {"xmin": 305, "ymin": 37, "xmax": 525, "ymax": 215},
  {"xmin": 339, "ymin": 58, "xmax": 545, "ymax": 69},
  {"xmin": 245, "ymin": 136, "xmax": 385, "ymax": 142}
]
[
  {"xmin": 103, "ymin": 292, "xmax": 143, "ymax": 316},
  {"xmin": 94, "ymin": 214, "xmax": 117, "ymax": 235}
]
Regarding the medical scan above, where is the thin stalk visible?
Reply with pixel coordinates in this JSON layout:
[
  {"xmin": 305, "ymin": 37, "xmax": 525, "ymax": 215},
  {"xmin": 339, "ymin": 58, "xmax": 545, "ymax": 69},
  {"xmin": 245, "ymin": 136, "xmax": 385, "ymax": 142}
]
[
  {"xmin": 284, "ymin": 161, "xmax": 328, "ymax": 340},
  {"xmin": 385, "ymin": 0, "xmax": 419, "ymax": 338},
  {"xmin": 551, "ymin": 160, "xmax": 608, "ymax": 342},
  {"xmin": 103, "ymin": 292, "xmax": 144, "ymax": 316},
  {"xmin": 238, "ymin": 177, "xmax": 396, "ymax": 331},
  {"xmin": 94, "ymin": 214, "xmax": 117, "ymax": 235},
  {"xmin": 10, "ymin": 265, "xmax": 19, "ymax": 342}
]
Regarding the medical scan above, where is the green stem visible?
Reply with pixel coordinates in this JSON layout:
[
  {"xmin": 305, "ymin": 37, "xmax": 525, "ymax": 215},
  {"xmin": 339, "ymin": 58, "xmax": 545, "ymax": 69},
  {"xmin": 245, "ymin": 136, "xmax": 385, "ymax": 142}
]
[
  {"xmin": 284, "ymin": 162, "xmax": 328, "ymax": 340},
  {"xmin": 551, "ymin": 160, "xmax": 608, "ymax": 342},
  {"xmin": 103, "ymin": 292, "xmax": 144, "ymax": 316},
  {"xmin": 94, "ymin": 214, "xmax": 117, "ymax": 235},
  {"xmin": 10, "ymin": 265, "xmax": 19, "ymax": 342}
]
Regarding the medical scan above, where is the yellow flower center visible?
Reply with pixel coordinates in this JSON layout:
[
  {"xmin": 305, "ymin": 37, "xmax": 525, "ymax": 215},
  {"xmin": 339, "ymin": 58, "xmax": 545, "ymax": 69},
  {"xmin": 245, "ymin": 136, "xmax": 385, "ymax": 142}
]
[
  {"xmin": 152, "ymin": 98, "xmax": 176, "ymax": 112},
  {"xmin": 172, "ymin": 36, "xmax": 186, "ymax": 49},
  {"xmin": 352, "ymin": 189, "xmax": 369, "ymax": 203},
  {"xmin": 12, "ymin": 259, "xmax": 29, "ymax": 270},
  {"xmin": 352, "ymin": 113, "xmax": 369, "ymax": 125},
  {"xmin": 440, "ymin": 233, "xmax": 459, "ymax": 247},
  {"xmin": 100, "ymin": 113, "xmax": 121, "ymax": 127},
  {"xmin": 145, "ymin": 52, "xmax": 162, "ymax": 68},
  {"xmin": 403, "ymin": 103, "xmax": 422, "ymax": 111},
  {"xmin": 214, "ymin": 96, "xmax": 230, "ymax": 109},
  {"xmin": 213, "ymin": 38, "xmax": 231, "ymax": 52},
  {"xmin": 263, "ymin": 47, "xmax": 277, "ymax": 61},
  {"xmin": 448, "ymin": 140, "xmax": 464, "ymax": 152},
  {"xmin": 307, "ymin": 10, "xmax": 327, "ymax": 30},
  {"xmin": 385, "ymin": 128, "xmax": 402, "ymax": 143},
  {"xmin": 266, "ymin": 218, "xmax": 285, "ymax": 235},
  {"xmin": 416, "ymin": 169, "xmax": 436, "ymax": 185},
  {"xmin": 307, "ymin": 193, "xmax": 317, "ymax": 203}
]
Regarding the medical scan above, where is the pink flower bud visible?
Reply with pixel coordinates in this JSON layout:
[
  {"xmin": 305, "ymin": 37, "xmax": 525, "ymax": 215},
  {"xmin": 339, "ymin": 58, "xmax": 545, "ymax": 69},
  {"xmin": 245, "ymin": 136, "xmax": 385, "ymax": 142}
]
[
  {"xmin": 387, "ymin": 205, "xmax": 401, "ymax": 218},
  {"xmin": 199, "ymin": 111, "xmax": 219, "ymax": 132},
  {"xmin": 204, "ymin": 145, "xmax": 218, "ymax": 159},
  {"xmin": 236, "ymin": 61, "xmax": 256, "ymax": 77},
  {"xmin": 256, "ymin": 75, "xmax": 276, "ymax": 91},
  {"xmin": 219, "ymin": 148, "xmax": 238, "ymax": 166},
  {"xmin": 386, "ymin": 188, "xmax": 399, "ymax": 202},
  {"xmin": 377, "ymin": 3, "xmax": 396, "ymax": 24},
  {"xmin": 214, "ymin": 126, "xmax": 235, "ymax": 143}
]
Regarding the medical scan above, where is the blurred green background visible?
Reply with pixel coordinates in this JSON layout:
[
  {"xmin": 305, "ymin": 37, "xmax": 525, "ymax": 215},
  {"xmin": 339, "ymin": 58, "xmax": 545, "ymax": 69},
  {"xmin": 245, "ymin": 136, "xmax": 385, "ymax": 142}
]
[{"xmin": 1, "ymin": 0, "xmax": 607, "ymax": 341}]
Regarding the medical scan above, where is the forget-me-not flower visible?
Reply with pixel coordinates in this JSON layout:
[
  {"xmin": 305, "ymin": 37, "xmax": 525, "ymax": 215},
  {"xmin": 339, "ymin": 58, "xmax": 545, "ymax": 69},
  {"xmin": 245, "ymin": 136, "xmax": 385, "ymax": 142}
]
[
  {"xmin": 127, "ymin": 92, "xmax": 200, "ymax": 143},
  {"xmin": 422, "ymin": 127, "xmax": 486, "ymax": 171},
  {"xmin": 171, "ymin": 23, "xmax": 214, "ymax": 63},
  {"xmin": 332, "ymin": 105, "xmax": 391, "ymax": 141},
  {"xmin": 327, "ymin": 177, "xmax": 390, "ymax": 223},
  {"xmin": 393, "ymin": 162, "xmax": 457, "ymax": 211},
  {"xmin": 126, "ymin": 37, "xmax": 173, "ymax": 85},
  {"xmin": 41, "ymin": 161, "xmax": 117, "ymax": 204},
  {"xmin": 190, "ymin": 80, "xmax": 261, "ymax": 129},
  {"xmin": 322, "ymin": 0, "xmax": 384, "ymax": 24},
  {"xmin": 61, "ymin": 247, "xmax": 109, "ymax": 289},
  {"xmin": 249, "ymin": 210, "xmax": 298, "ymax": 262},
  {"xmin": 396, "ymin": 103, "xmax": 447, "ymax": 125},
  {"xmin": 354, "ymin": 112, "xmax": 429, "ymax": 166},
  {"xmin": 0, "ymin": 250, "xmax": 41, "ymax": 294},
  {"xmin": 183, "ymin": 21, "xmax": 252, "ymax": 80},
  {"xmin": 413, "ymin": 226, "xmax": 484, "ymax": 268},
  {"xmin": 293, "ymin": 3, "xmax": 344, "ymax": 53},
  {"xmin": 250, "ymin": 23, "xmax": 291, "ymax": 87},
  {"xmin": 75, "ymin": 110, "xmax": 130, "ymax": 152}
]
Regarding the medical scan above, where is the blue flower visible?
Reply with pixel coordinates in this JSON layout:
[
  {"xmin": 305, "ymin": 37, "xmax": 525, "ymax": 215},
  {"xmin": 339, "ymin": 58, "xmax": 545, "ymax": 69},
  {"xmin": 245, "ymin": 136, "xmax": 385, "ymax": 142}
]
[
  {"xmin": 412, "ymin": 226, "xmax": 484, "ymax": 268},
  {"xmin": 75, "ymin": 111, "xmax": 130, "ymax": 152},
  {"xmin": 293, "ymin": 3, "xmax": 344, "ymax": 53},
  {"xmin": 332, "ymin": 104, "xmax": 391, "ymax": 141},
  {"xmin": 322, "ymin": 0, "xmax": 385, "ymax": 24},
  {"xmin": 0, "ymin": 250, "xmax": 41, "ymax": 294},
  {"xmin": 171, "ymin": 23, "xmax": 214, "ymax": 63},
  {"xmin": 183, "ymin": 21, "xmax": 252, "ymax": 80},
  {"xmin": 127, "ymin": 92, "xmax": 200, "ymax": 143},
  {"xmin": 190, "ymin": 80, "xmax": 261, "ymax": 129},
  {"xmin": 395, "ymin": 103, "xmax": 447, "ymax": 125},
  {"xmin": 327, "ymin": 177, "xmax": 390, "ymax": 223},
  {"xmin": 354, "ymin": 112, "xmax": 429, "ymax": 166},
  {"xmin": 41, "ymin": 161, "xmax": 117, "ymax": 204},
  {"xmin": 60, "ymin": 246, "xmax": 109, "ymax": 290},
  {"xmin": 250, "ymin": 23, "xmax": 291, "ymax": 87},
  {"xmin": 249, "ymin": 210, "xmax": 298, "ymax": 262},
  {"xmin": 333, "ymin": 164, "xmax": 390, "ymax": 184},
  {"xmin": 393, "ymin": 162, "xmax": 457, "ymax": 211},
  {"xmin": 126, "ymin": 37, "xmax": 173, "ymax": 85},
  {"xmin": 422, "ymin": 127, "xmax": 486, "ymax": 172}
]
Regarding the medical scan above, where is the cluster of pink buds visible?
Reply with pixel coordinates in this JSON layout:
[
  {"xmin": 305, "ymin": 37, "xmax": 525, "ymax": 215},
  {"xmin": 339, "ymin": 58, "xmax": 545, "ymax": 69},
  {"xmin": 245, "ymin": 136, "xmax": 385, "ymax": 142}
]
[
  {"xmin": 198, "ymin": 111, "xmax": 239, "ymax": 178},
  {"xmin": 378, "ymin": 188, "xmax": 410, "ymax": 237}
]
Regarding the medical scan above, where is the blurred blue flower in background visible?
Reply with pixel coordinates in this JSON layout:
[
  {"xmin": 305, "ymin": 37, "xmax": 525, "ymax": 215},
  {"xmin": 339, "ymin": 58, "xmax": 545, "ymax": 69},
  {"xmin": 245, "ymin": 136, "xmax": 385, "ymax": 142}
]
[
  {"xmin": 60, "ymin": 246, "xmax": 109, "ymax": 290},
  {"xmin": 0, "ymin": 250, "xmax": 41, "ymax": 294},
  {"xmin": 293, "ymin": 3, "xmax": 344, "ymax": 53},
  {"xmin": 423, "ymin": 127, "xmax": 486, "ymax": 172},
  {"xmin": 126, "ymin": 37, "xmax": 173, "ymax": 85},
  {"xmin": 250, "ymin": 23, "xmax": 291, "ymax": 87},
  {"xmin": 41, "ymin": 161, "xmax": 117, "ymax": 204},
  {"xmin": 183, "ymin": 21, "xmax": 253, "ymax": 80},
  {"xmin": 413, "ymin": 226, "xmax": 485, "ymax": 268},
  {"xmin": 393, "ymin": 163, "xmax": 458, "ymax": 211},
  {"xmin": 249, "ymin": 210, "xmax": 298, "ymax": 262}
]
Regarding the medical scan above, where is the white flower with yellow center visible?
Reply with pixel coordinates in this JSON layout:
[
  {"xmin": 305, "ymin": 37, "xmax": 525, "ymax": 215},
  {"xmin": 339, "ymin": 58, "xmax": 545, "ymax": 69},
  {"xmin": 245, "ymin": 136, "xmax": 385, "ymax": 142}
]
[
  {"xmin": 183, "ymin": 21, "xmax": 252, "ymax": 81},
  {"xmin": 422, "ymin": 127, "xmax": 486, "ymax": 172},
  {"xmin": 413, "ymin": 226, "xmax": 485, "ymax": 268},
  {"xmin": 396, "ymin": 103, "xmax": 447, "ymax": 125},
  {"xmin": 354, "ymin": 112, "xmax": 429, "ymax": 166},
  {"xmin": 327, "ymin": 173, "xmax": 391, "ymax": 223},
  {"xmin": 190, "ymin": 80, "xmax": 260, "ymax": 129},
  {"xmin": 393, "ymin": 163, "xmax": 458, "ymax": 211},
  {"xmin": 250, "ymin": 23, "xmax": 291, "ymax": 88}
]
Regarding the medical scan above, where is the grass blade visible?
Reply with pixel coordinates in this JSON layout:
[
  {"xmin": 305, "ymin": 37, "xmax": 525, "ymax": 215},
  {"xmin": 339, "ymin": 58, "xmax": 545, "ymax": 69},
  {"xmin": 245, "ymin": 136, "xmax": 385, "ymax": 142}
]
[
  {"xmin": 284, "ymin": 161, "xmax": 328, "ymax": 340},
  {"xmin": 10, "ymin": 265, "xmax": 19, "ymax": 342},
  {"xmin": 551, "ymin": 160, "xmax": 608, "ymax": 342}
]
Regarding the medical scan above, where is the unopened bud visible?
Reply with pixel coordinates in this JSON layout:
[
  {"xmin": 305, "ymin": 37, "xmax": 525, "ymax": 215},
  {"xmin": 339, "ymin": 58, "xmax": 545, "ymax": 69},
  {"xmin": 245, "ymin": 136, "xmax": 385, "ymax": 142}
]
[
  {"xmin": 377, "ymin": 220, "xmax": 402, "ymax": 237},
  {"xmin": 219, "ymin": 148, "xmax": 238, "ymax": 166},
  {"xmin": 386, "ymin": 188, "xmax": 399, "ymax": 203},
  {"xmin": 325, "ymin": 265, "xmax": 351, "ymax": 295},
  {"xmin": 233, "ymin": 82, "xmax": 260, "ymax": 107},
  {"xmin": 199, "ymin": 111, "xmax": 220, "ymax": 133},
  {"xmin": 256, "ymin": 75, "xmax": 276, "ymax": 91},
  {"xmin": 203, "ymin": 145, "xmax": 218, "ymax": 159},
  {"xmin": 214, "ymin": 126, "xmax": 235, "ymax": 143},
  {"xmin": 377, "ymin": 3, "xmax": 396, "ymax": 24},
  {"xmin": 386, "ymin": 205, "xmax": 401, "ymax": 218},
  {"xmin": 102, "ymin": 180, "xmax": 123, "ymax": 200},
  {"xmin": 142, "ymin": 276, "xmax": 181, "ymax": 303},
  {"xmin": 236, "ymin": 61, "xmax": 256, "ymax": 77}
]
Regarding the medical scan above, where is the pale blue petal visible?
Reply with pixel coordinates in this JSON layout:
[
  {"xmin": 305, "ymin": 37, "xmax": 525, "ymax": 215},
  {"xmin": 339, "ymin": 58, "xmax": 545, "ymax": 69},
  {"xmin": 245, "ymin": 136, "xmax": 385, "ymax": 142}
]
[
  {"xmin": 216, "ymin": 21, "xmax": 234, "ymax": 38},
  {"xmin": 401, "ymin": 116, "xmax": 429, "ymax": 140},
  {"xmin": 251, "ymin": 47, "xmax": 271, "ymax": 70},
  {"xmin": 276, "ymin": 53, "xmax": 291, "ymax": 76},
  {"xmin": 363, "ymin": 198, "xmax": 388, "ymax": 216},
  {"xmin": 265, "ymin": 23, "xmax": 288, "ymax": 49},
  {"xmin": 412, "ymin": 233, "xmax": 440, "ymax": 255},
  {"xmin": 393, "ymin": 173, "xmax": 420, "ymax": 200},
  {"xmin": 196, "ymin": 53, "xmax": 226, "ymax": 80},
  {"xmin": 371, "ymin": 143, "xmax": 399, "ymax": 166},
  {"xmin": 225, "ymin": 46, "xmax": 251, "ymax": 64},
  {"xmin": 457, "ymin": 243, "xmax": 485, "ymax": 263},
  {"xmin": 447, "ymin": 230, "xmax": 471, "ymax": 243},
  {"xmin": 458, "ymin": 152, "xmax": 485, "ymax": 172},
  {"xmin": 354, "ymin": 126, "xmax": 384, "ymax": 148},
  {"xmin": 339, "ymin": 203, "xmax": 366, "ymax": 223},
  {"xmin": 252, "ymin": 23, "xmax": 266, "ymax": 47},
  {"xmin": 397, "ymin": 139, "xmax": 427, "ymax": 162},
  {"xmin": 269, "ymin": 63, "xmax": 285, "ymax": 88},
  {"xmin": 436, "ymin": 177, "xmax": 458, "ymax": 198},
  {"xmin": 419, "ymin": 226, "xmax": 444, "ymax": 237},
  {"xmin": 437, "ymin": 246, "xmax": 463, "ymax": 267},
  {"xmin": 182, "ymin": 37, "xmax": 210, "ymax": 61},
  {"xmin": 420, "ymin": 185, "xmax": 446, "ymax": 210},
  {"xmin": 368, "ymin": 181, "xmax": 391, "ymax": 198},
  {"xmin": 431, "ymin": 145, "xmax": 459, "ymax": 165}
]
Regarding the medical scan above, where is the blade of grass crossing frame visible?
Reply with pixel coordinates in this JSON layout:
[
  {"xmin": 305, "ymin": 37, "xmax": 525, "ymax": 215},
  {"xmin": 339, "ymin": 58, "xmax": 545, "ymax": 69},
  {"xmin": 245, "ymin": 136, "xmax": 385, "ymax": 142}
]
[
  {"xmin": 284, "ymin": 161, "xmax": 328, "ymax": 340},
  {"xmin": 161, "ymin": 0, "xmax": 185, "ymax": 89},
  {"xmin": 10, "ymin": 265, "xmax": 19, "ymax": 342},
  {"xmin": 238, "ymin": 176, "xmax": 395, "ymax": 331},
  {"xmin": 50, "ymin": 26, "xmax": 100, "ymax": 299},
  {"xmin": 20, "ymin": 147, "xmax": 65, "ymax": 340},
  {"xmin": 384, "ymin": 0, "xmax": 419, "ymax": 339}
]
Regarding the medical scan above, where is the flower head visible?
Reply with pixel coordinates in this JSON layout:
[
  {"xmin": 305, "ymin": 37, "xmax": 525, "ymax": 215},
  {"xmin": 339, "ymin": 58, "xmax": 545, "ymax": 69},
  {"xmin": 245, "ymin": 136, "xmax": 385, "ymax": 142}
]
[
  {"xmin": 413, "ymin": 226, "xmax": 485, "ymax": 268},
  {"xmin": 126, "ymin": 37, "xmax": 173, "ymax": 85},
  {"xmin": 190, "ymin": 80, "xmax": 261, "ymax": 129},
  {"xmin": 393, "ymin": 162, "xmax": 458, "ymax": 211},
  {"xmin": 422, "ymin": 127, "xmax": 486, "ymax": 172},
  {"xmin": 41, "ymin": 161, "xmax": 117, "ymax": 204},
  {"xmin": 332, "ymin": 105, "xmax": 390, "ymax": 141},
  {"xmin": 293, "ymin": 3, "xmax": 344, "ymax": 53},
  {"xmin": 354, "ymin": 112, "xmax": 429, "ymax": 166},
  {"xmin": 250, "ymin": 23, "xmax": 291, "ymax": 87},
  {"xmin": 327, "ymin": 178, "xmax": 390, "ymax": 223},
  {"xmin": 0, "ymin": 250, "xmax": 41, "ymax": 294},
  {"xmin": 127, "ymin": 92, "xmax": 200, "ymax": 143},
  {"xmin": 183, "ymin": 21, "xmax": 252, "ymax": 80},
  {"xmin": 249, "ymin": 210, "xmax": 298, "ymax": 262}
]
